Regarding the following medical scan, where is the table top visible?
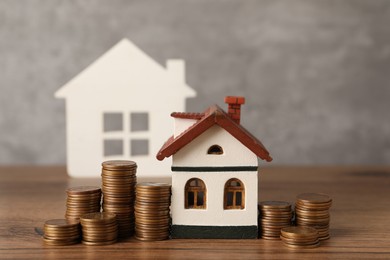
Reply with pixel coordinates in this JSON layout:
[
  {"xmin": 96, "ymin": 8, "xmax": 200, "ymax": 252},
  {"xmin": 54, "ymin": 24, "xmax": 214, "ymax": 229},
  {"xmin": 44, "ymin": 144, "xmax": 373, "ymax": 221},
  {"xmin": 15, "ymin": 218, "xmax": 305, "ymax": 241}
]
[{"xmin": 1, "ymin": 166, "xmax": 390, "ymax": 259}]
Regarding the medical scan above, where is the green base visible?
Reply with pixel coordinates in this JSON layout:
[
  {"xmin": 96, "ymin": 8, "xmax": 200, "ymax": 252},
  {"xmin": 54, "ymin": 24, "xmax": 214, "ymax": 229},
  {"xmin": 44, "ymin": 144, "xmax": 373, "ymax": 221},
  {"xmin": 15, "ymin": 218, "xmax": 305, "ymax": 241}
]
[{"xmin": 171, "ymin": 225, "xmax": 258, "ymax": 239}]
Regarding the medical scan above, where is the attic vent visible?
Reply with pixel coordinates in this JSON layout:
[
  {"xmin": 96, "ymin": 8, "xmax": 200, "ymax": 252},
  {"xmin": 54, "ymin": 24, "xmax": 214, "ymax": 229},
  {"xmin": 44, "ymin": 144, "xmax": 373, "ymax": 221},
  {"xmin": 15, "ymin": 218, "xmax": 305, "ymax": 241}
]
[{"xmin": 207, "ymin": 145, "xmax": 223, "ymax": 155}]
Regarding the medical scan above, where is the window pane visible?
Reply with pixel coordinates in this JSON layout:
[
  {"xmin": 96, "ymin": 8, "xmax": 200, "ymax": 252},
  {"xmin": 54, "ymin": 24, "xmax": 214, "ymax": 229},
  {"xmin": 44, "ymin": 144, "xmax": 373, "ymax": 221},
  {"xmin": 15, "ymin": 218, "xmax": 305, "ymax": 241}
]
[
  {"xmin": 230, "ymin": 181, "xmax": 240, "ymax": 187},
  {"xmin": 130, "ymin": 139, "xmax": 149, "ymax": 156},
  {"xmin": 207, "ymin": 145, "xmax": 223, "ymax": 155},
  {"xmin": 236, "ymin": 192, "xmax": 242, "ymax": 206},
  {"xmin": 188, "ymin": 192, "xmax": 194, "ymax": 207},
  {"xmin": 104, "ymin": 139, "xmax": 123, "ymax": 156},
  {"xmin": 197, "ymin": 192, "xmax": 204, "ymax": 206},
  {"xmin": 130, "ymin": 112, "xmax": 149, "ymax": 132},
  {"xmin": 226, "ymin": 192, "xmax": 234, "ymax": 206},
  {"xmin": 103, "ymin": 113, "xmax": 123, "ymax": 132}
]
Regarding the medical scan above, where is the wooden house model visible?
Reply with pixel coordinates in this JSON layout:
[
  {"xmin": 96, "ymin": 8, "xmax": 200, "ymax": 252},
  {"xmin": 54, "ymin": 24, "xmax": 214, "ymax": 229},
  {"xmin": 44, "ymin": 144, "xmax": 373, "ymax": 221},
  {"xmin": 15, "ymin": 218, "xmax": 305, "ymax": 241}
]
[{"xmin": 157, "ymin": 96, "xmax": 272, "ymax": 238}]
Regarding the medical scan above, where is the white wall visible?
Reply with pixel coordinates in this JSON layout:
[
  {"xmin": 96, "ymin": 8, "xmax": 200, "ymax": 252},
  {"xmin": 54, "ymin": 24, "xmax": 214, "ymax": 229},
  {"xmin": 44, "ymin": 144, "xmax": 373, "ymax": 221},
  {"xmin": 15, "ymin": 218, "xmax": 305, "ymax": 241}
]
[
  {"xmin": 171, "ymin": 171, "xmax": 258, "ymax": 226},
  {"xmin": 171, "ymin": 125, "xmax": 259, "ymax": 226}
]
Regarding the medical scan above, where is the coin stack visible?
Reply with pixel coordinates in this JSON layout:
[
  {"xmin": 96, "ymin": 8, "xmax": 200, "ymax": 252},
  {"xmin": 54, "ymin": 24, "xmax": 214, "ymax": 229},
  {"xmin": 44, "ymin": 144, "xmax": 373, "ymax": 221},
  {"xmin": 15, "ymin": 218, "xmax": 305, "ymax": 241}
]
[
  {"xmin": 258, "ymin": 201, "xmax": 293, "ymax": 240},
  {"xmin": 65, "ymin": 186, "xmax": 102, "ymax": 221},
  {"xmin": 280, "ymin": 226, "xmax": 320, "ymax": 249},
  {"xmin": 135, "ymin": 183, "xmax": 171, "ymax": 241},
  {"xmin": 295, "ymin": 193, "xmax": 332, "ymax": 240},
  {"xmin": 43, "ymin": 219, "xmax": 80, "ymax": 246},
  {"xmin": 101, "ymin": 160, "xmax": 137, "ymax": 239},
  {"xmin": 80, "ymin": 212, "xmax": 118, "ymax": 245}
]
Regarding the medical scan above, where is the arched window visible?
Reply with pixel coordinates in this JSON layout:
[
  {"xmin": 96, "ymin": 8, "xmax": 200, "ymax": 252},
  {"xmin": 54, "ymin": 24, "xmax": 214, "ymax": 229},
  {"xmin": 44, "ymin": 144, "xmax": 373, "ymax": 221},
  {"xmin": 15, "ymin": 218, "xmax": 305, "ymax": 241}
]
[
  {"xmin": 185, "ymin": 178, "xmax": 206, "ymax": 209},
  {"xmin": 224, "ymin": 178, "xmax": 245, "ymax": 210},
  {"xmin": 207, "ymin": 145, "xmax": 223, "ymax": 155}
]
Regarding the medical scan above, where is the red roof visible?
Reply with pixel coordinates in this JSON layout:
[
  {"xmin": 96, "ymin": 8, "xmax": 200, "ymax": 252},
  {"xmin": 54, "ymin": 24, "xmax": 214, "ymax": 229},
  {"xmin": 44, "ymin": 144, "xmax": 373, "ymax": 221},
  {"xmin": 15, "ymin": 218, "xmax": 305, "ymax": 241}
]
[{"xmin": 156, "ymin": 105, "xmax": 272, "ymax": 162}]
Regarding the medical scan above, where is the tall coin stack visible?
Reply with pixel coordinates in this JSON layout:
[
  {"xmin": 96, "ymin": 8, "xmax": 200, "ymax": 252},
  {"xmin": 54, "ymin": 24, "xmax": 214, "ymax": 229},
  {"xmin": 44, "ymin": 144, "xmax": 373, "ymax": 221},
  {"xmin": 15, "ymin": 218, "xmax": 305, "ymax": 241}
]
[
  {"xmin": 101, "ymin": 160, "xmax": 137, "ymax": 239},
  {"xmin": 65, "ymin": 186, "xmax": 102, "ymax": 221},
  {"xmin": 135, "ymin": 183, "xmax": 171, "ymax": 241},
  {"xmin": 259, "ymin": 201, "xmax": 293, "ymax": 240},
  {"xmin": 43, "ymin": 219, "xmax": 80, "ymax": 246},
  {"xmin": 280, "ymin": 226, "xmax": 320, "ymax": 249},
  {"xmin": 80, "ymin": 212, "xmax": 118, "ymax": 245},
  {"xmin": 295, "ymin": 193, "xmax": 332, "ymax": 240}
]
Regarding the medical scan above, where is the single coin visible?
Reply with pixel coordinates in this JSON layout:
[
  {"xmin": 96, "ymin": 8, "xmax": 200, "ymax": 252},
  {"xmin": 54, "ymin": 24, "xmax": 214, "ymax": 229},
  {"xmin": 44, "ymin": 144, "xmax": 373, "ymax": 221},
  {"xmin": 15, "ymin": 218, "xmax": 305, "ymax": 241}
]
[
  {"xmin": 66, "ymin": 186, "xmax": 101, "ymax": 195},
  {"xmin": 296, "ymin": 193, "xmax": 332, "ymax": 204},
  {"xmin": 259, "ymin": 201, "xmax": 291, "ymax": 209},
  {"xmin": 281, "ymin": 226, "xmax": 319, "ymax": 240},
  {"xmin": 81, "ymin": 239, "xmax": 117, "ymax": 246},
  {"xmin": 43, "ymin": 237, "xmax": 80, "ymax": 245},
  {"xmin": 80, "ymin": 212, "xmax": 116, "ymax": 223},
  {"xmin": 282, "ymin": 241, "xmax": 320, "ymax": 249},
  {"xmin": 102, "ymin": 160, "xmax": 137, "ymax": 170}
]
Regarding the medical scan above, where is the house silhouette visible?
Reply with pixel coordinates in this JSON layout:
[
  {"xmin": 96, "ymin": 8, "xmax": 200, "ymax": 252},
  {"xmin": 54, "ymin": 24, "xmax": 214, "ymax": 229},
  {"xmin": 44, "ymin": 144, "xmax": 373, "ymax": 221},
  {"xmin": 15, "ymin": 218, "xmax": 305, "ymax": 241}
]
[{"xmin": 56, "ymin": 38, "xmax": 196, "ymax": 177}]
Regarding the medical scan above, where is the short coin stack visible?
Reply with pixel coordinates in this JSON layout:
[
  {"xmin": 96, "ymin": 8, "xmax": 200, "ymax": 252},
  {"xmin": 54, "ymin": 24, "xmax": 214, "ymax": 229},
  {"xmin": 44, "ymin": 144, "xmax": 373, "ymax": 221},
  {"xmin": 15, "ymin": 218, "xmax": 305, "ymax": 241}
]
[
  {"xmin": 101, "ymin": 160, "xmax": 137, "ymax": 239},
  {"xmin": 295, "ymin": 193, "xmax": 332, "ymax": 240},
  {"xmin": 43, "ymin": 219, "xmax": 80, "ymax": 246},
  {"xmin": 259, "ymin": 201, "xmax": 293, "ymax": 240},
  {"xmin": 80, "ymin": 212, "xmax": 118, "ymax": 245},
  {"xmin": 280, "ymin": 226, "xmax": 320, "ymax": 248},
  {"xmin": 65, "ymin": 186, "xmax": 102, "ymax": 221},
  {"xmin": 135, "ymin": 183, "xmax": 171, "ymax": 241}
]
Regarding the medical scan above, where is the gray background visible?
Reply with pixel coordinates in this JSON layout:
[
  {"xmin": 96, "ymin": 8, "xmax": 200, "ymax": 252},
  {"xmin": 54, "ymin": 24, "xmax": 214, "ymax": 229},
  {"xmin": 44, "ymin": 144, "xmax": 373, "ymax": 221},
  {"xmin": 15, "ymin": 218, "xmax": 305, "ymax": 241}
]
[{"xmin": 1, "ymin": 0, "xmax": 389, "ymax": 165}]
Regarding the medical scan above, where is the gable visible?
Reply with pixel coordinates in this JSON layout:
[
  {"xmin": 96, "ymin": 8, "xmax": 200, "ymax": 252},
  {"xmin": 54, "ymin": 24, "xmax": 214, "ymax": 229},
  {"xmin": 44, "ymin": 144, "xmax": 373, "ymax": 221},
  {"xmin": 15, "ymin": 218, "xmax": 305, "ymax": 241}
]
[
  {"xmin": 55, "ymin": 38, "xmax": 195, "ymax": 99},
  {"xmin": 172, "ymin": 125, "xmax": 258, "ymax": 167},
  {"xmin": 156, "ymin": 105, "xmax": 272, "ymax": 162}
]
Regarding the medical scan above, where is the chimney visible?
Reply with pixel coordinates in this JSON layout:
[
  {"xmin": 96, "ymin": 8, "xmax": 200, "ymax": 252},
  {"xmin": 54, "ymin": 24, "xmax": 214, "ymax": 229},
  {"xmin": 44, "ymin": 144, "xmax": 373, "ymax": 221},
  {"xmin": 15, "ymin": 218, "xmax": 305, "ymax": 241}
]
[
  {"xmin": 224, "ymin": 96, "xmax": 245, "ymax": 124},
  {"xmin": 167, "ymin": 59, "xmax": 185, "ymax": 83}
]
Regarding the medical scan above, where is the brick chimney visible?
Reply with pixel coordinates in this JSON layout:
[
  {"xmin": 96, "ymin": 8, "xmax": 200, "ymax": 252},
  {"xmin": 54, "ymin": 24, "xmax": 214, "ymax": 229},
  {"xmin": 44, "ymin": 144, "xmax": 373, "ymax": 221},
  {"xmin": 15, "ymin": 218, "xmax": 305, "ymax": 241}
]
[{"xmin": 224, "ymin": 96, "xmax": 245, "ymax": 124}]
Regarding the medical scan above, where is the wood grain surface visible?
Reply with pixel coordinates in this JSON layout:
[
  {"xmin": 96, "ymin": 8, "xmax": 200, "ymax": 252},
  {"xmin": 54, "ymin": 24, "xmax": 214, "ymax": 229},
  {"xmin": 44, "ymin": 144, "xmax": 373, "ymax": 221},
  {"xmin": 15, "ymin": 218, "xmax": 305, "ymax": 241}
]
[{"xmin": 0, "ymin": 166, "xmax": 390, "ymax": 259}]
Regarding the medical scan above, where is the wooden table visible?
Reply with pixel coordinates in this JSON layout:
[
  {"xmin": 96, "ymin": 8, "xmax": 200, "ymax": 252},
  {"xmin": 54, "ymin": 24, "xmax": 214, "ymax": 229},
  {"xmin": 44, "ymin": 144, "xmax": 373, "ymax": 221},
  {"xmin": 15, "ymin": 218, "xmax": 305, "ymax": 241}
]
[{"xmin": 1, "ymin": 166, "xmax": 390, "ymax": 259}]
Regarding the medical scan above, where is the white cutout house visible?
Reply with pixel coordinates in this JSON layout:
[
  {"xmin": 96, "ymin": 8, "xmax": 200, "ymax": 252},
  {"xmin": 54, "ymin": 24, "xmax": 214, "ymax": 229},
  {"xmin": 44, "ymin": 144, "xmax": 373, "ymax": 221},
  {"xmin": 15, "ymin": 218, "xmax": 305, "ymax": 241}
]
[
  {"xmin": 56, "ymin": 38, "xmax": 196, "ymax": 177},
  {"xmin": 157, "ymin": 96, "xmax": 272, "ymax": 239}
]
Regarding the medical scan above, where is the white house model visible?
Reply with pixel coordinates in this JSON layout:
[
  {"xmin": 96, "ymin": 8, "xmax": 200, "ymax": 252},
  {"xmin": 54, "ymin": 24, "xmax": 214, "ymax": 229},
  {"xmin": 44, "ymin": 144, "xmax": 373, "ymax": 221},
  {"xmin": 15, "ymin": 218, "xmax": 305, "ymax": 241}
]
[
  {"xmin": 55, "ymin": 38, "xmax": 196, "ymax": 177},
  {"xmin": 157, "ymin": 96, "xmax": 272, "ymax": 239}
]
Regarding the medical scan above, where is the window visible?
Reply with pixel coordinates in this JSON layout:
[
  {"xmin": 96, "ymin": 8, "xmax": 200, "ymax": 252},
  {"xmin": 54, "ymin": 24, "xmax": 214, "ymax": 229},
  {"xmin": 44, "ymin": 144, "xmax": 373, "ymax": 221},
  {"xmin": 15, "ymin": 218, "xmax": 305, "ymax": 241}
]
[
  {"xmin": 104, "ymin": 139, "xmax": 123, "ymax": 156},
  {"xmin": 185, "ymin": 178, "xmax": 206, "ymax": 209},
  {"xmin": 102, "ymin": 112, "xmax": 150, "ymax": 157},
  {"xmin": 103, "ymin": 113, "xmax": 123, "ymax": 132},
  {"xmin": 224, "ymin": 178, "xmax": 245, "ymax": 210},
  {"xmin": 207, "ymin": 145, "xmax": 223, "ymax": 155},
  {"xmin": 130, "ymin": 139, "xmax": 149, "ymax": 156}
]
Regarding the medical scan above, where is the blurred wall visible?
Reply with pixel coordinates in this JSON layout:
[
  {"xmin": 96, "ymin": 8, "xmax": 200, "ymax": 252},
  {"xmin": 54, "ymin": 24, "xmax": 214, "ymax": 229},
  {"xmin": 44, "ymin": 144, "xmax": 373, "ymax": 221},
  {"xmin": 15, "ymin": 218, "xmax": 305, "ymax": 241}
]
[{"xmin": 0, "ymin": 0, "xmax": 389, "ymax": 165}]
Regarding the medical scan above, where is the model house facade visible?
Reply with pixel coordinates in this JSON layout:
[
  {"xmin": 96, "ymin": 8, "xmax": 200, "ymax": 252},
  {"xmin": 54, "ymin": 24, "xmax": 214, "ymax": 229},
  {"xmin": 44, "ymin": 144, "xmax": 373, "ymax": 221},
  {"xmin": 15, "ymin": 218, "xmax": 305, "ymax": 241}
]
[
  {"xmin": 157, "ymin": 96, "xmax": 272, "ymax": 238},
  {"xmin": 56, "ymin": 39, "xmax": 196, "ymax": 177}
]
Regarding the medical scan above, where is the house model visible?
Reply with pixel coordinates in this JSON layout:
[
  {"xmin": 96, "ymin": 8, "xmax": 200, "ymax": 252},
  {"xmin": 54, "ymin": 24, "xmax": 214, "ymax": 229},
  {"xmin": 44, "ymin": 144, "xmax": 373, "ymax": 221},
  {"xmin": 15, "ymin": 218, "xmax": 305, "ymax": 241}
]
[
  {"xmin": 55, "ymin": 38, "xmax": 196, "ymax": 177},
  {"xmin": 157, "ymin": 96, "xmax": 272, "ymax": 239}
]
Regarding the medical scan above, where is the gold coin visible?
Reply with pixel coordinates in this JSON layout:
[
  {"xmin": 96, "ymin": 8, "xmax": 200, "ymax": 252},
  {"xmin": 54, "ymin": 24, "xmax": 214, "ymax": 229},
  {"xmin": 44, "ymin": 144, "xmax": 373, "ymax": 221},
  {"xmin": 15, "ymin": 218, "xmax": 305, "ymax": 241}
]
[
  {"xmin": 259, "ymin": 201, "xmax": 291, "ymax": 209},
  {"xmin": 43, "ymin": 239, "xmax": 80, "ymax": 246},
  {"xmin": 44, "ymin": 219, "xmax": 80, "ymax": 228},
  {"xmin": 80, "ymin": 212, "xmax": 116, "ymax": 223},
  {"xmin": 281, "ymin": 226, "xmax": 319, "ymax": 240},
  {"xmin": 102, "ymin": 160, "xmax": 137, "ymax": 170},
  {"xmin": 66, "ymin": 186, "xmax": 101, "ymax": 195},
  {"xmin": 282, "ymin": 241, "xmax": 320, "ymax": 249},
  {"xmin": 296, "ymin": 193, "xmax": 332, "ymax": 204},
  {"xmin": 82, "ymin": 239, "xmax": 117, "ymax": 246},
  {"xmin": 134, "ymin": 235, "xmax": 169, "ymax": 241}
]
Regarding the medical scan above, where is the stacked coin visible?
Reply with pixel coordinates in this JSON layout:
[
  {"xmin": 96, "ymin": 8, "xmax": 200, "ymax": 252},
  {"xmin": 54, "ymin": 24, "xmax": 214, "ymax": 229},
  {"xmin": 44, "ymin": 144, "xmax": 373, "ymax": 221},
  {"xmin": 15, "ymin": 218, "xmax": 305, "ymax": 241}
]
[
  {"xmin": 295, "ymin": 193, "xmax": 332, "ymax": 240},
  {"xmin": 280, "ymin": 226, "xmax": 320, "ymax": 248},
  {"xmin": 101, "ymin": 160, "xmax": 137, "ymax": 239},
  {"xmin": 43, "ymin": 219, "xmax": 80, "ymax": 246},
  {"xmin": 65, "ymin": 186, "xmax": 102, "ymax": 221},
  {"xmin": 135, "ymin": 183, "xmax": 171, "ymax": 241},
  {"xmin": 80, "ymin": 212, "xmax": 118, "ymax": 245},
  {"xmin": 259, "ymin": 201, "xmax": 293, "ymax": 240}
]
